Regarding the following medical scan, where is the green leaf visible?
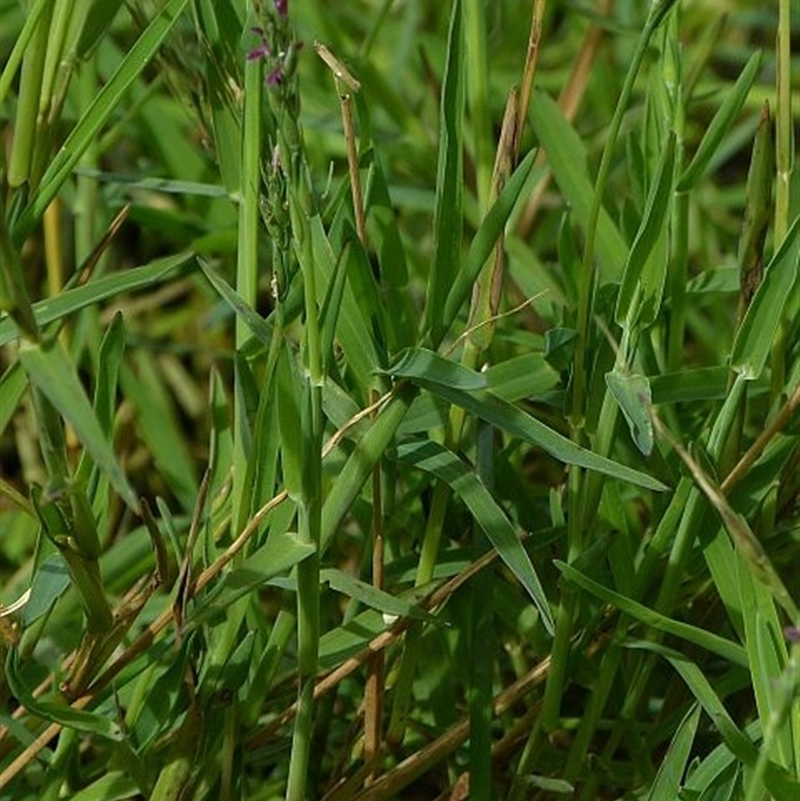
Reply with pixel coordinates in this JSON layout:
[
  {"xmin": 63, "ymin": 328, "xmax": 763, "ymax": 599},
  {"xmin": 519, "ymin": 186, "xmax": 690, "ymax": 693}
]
[
  {"xmin": 731, "ymin": 215, "xmax": 800, "ymax": 379},
  {"xmin": 19, "ymin": 339, "xmax": 139, "ymax": 512},
  {"xmin": 321, "ymin": 389, "xmax": 415, "ymax": 551},
  {"xmin": 423, "ymin": 0, "xmax": 465, "ymax": 344},
  {"xmin": 188, "ymin": 532, "xmax": 315, "ymax": 628},
  {"xmin": 441, "ymin": 149, "xmax": 536, "ymax": 339},
  {"xmin": 528, "ymin": 90, "xmax": 628, "ymax": 281},
  {"xmin": 13, "ymin": 0, "xmax": 194, "ymax": 242},
  {"xmin": 0, "ymin": 360, "xmax": 27, "ymax": 436},
  {"xmin": 616, "ymin": 132, "xmax": 675, "ymax": 327},
  {"xmin": 646, "ymin": 704, "xmax": 701, "ymax": 801},
  {"xmin": 385, "ymin": 353, "xmax": 667, "ymax": 491},
  {"xmin": 660, "ymin": 648, "xmax": 800, "ymax": 801},
  {"xmin": 23, "ymin": 553, "xmax": 71, "ymax": 626},
  {"xmin": 555, "ymin": 561, "xmax": 747, "ymax": 667},
  {"xmin": 5, "ymin": 649, "xmax": 123, "ymax": 740},
  {"xmin": 276, "ymin": 342, "xmax": 304, "ymax": 502},
  {"xmin": 0, "ymin": 251, "xmax": 195, "ymax": 347},
  {"xmin": 320, "ymin": 568, "xmax": 436, "ymax": 623},
  {"xmin": 386, "ymin": 347, "xmax": 487, "ymax": 390},
  {"xmin": 605, "ymin": 371, "xmax": 654, "ymax": 456},
  {"xmin": 68, "ymin": 771, "xmax": 140, "ymax": 801},
  {"xmin": 677, "ymin": 51, "xmax": 762, "ymax": 192},
  {"xmin": 197, "ymin": 256, "xmax": 273, "ymax": 349},
  {"xmin": 396, "ymin": 438, "xmax": 555, "ymax": 634}
]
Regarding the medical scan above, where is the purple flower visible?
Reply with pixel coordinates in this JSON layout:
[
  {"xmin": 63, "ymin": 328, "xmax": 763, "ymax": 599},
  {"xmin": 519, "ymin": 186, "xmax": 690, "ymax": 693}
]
[
  {"xmin": 785, "ymin": 626, "xmax": 800, "ymax": 644},
  {"xmin": 247, "ymin": 27, "xmax": 271, "ymax": 61},
  {"xmin": 275, "ymin": 0, "xmax": 288, "ymax": 16},
  {"xmin": 247, "ymin": 43, "xmax": 271, "ymax": 61}
]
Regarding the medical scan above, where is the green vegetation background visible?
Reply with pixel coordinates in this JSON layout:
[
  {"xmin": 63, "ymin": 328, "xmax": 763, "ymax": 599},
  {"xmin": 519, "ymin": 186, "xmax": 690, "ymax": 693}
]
[{"xmin": 0, "ymin": 1, "xmax": 798, "ymax": 800}]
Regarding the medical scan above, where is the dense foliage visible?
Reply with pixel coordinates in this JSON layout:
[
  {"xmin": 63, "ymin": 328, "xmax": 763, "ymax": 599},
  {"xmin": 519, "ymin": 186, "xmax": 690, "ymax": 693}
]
[{"xmin": 0, "ymin": 2, "xmax": 798, "ymax": 800}]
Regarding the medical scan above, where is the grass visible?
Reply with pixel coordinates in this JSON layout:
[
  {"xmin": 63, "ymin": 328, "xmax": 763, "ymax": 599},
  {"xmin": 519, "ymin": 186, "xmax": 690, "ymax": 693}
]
[{"xmin": 1, "ymin": 1, "xmax": 798, "ymax": 800}]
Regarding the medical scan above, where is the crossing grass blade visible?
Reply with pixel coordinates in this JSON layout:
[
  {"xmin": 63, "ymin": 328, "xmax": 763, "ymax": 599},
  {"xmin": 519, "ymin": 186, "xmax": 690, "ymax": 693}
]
[
  {"xmin": 555, "ymin": 561, "xmax": 747, "ymax": 666},
  {"xmin": 5, "ymin": 649, "xmax": 123, "ymax": 741},
  {"xmin": 0, "ymin": 251, "xmax": 195, "ymax": 347},
  {"xmin": 18, "ymin": 339, "xmax": 138, "ymax": 512},
  {"xmin": 385, "ymin": 349, "xmax": 667, "ymax": 490},
  {"xmin": 197, "ymin": 256, "xmax": 273, "ymax": 349},
  {"xmin": 655, "ymin": 646, "xmax": 800, "ymax": 801},
  {"xmin": 731, "ymin": 215, "xmax": 800, "ymax": 379},
  {"xmin": 677, "ymin": 51, "xmax": 762, "ymax": 192},
  {"xmin": 528, "ymin": 90, "xmax": 628, "ymax": 280},
  {"xmin": 12, "ymin": 0, "xmax": 194, "ymax": 242},
  {"xmin": 396, "ymin": 438, "xmax": 555, "ymax": 634},
  {"xmin": 645, "ymin": 704, "xmax": 701, "ymax": 801}
]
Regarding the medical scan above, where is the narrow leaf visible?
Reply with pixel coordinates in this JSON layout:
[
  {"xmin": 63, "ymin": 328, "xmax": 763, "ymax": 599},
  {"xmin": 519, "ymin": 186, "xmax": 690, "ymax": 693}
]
[
  {"xmin": 197, "ymin": 256, "xmax": 273, "ymax": 348},
  {"xmin": 397, "ymin": 438, "xmax": 554, "ymax": 634},
  {"xmin": 423, "ymin": 0, "xmax": 465, "ymax": 344},
  {"xmin": 320, "ymin": 569, "xmax": 436, "ymax": 623},
  {"xmin": 13, "ymin": 0, "xmax": 194, "ymax": 241},
  {"xmin": 386, "ymin": 348, "xmax": 487, "ymax": 390},
  {"xmin": 678, "ymin": 51, "xmax": 762, "ymax": 191},
  {"xmin": 385, "ymin": 357, "xmax": 667, "ymax": 491},
  {"xmin": 731, "ymin": 215, "xmax": 800, "ymax": 379},
  {"xmin": 0, "ymin": 251, "xmax": 194, "ymax": 347},
  {"xmin": 528, "ymin": 91, "xmax": 628, "ymax": 280},
  {"xmin": 616, "ymin": 133, "xmax": 675, "ymax": 326},
  {"xmin": 6, "ymin": 649, "xmax": 123, "ymax": 740},
  {"xmin": 605, "ymin": 371, "xmax": 654, "ymax": 456},
  {"xmin": 19, "ymin": 340, "xmax": 139, "ymax": 512},
  {"xmin": 555, "ymin": 561, "xmax": 747, "ymax": 666},
  {"xmin": 646, "ymin": 704, "xmax": 701, "ymax": 801},
  {"xmin": 441, "ymin": 149, "xmax": 536, "ymax": 338}
]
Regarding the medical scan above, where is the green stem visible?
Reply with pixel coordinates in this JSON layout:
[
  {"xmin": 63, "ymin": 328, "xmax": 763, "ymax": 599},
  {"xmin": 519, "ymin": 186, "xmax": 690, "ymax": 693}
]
[
  {"xmin": 571, "ymin": 4, "xmax": 675, "ymax": 424},
  {"xmin": 464, "ymin": 0, "xmax": 492, "ymax": 211}
]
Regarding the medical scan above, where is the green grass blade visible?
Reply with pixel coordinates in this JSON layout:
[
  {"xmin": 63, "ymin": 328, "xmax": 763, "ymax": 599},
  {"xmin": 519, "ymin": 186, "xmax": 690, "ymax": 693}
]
[
  {"xmin": 556, "ymin": 561, "xmax": 747, "ymax": 667},
  {"xmin": 441, "ymin": 149, "xmax": 536, "ymax": 338},
  {"xmin": 0, "ymin": 251, "xmax": 194, "ymax": 347},
  {"xmin": 5, "ymin": 649, "xmax": 123, "ymax": 741},
  {"xmin": 18, "ymin": 339, "xmax": 138, "ymax": 511},
  {"xmin": 12, "ymin": 0, "xmax": 193, "ymax": 242},
  {"xmin": 320, "ymin": 568, "xmax": 436, "ymax": 623},
  {"xmin": 423, "ymin": 0, "xmax": 465, "ymax": 345},
  {"xmin": 616, "ymin": 132, "xmax": 676, "ymax": 327},
  {"xmin": 605, "ymin": 371, "xmax": 654, "ymax": 456},
  {"xmin": 0, "ymin": 361, "xmax": 28, "ymax": 436},
  {"xmin": 187, "ymin": 533, "xmax": 316, "ymax": 630},
  {"xmin": 731, "ymin": 215, "xmax": 799, "ymax": 379},
  {"xmin": 387, "ymin": 347, "xmax": 487, "ymax": 391},
  {"xmin": 528, "ymin": 91, "xmax": 628, "ymax": 281},
  {"xmin": 0, "ymin": 0, "xmax": 53, "ymax": 107},
  {"xmin": 658, "ymin": 647, "xmax": 800, "ymax": 801},
  {"xmin": 677, "ymin": 51, "xmax": 762, "ymax": 192},
  {"xmin": 396, "ymin": 438, "xmax": 555, "ymax": 634},
  {"xmin": 645, "ymin": 703, "xmax": 701, "ymax": 801},
  {"xmin": 197, "ymin": 256, "xmax": 273, "ymax": 348},
  {"xmin": 385, "ymin": 352, "xmax": 667, "ymax": 491},
  {"xmin": 320, "ymin": 389, "xmax": 414, "ymax": 551},
  {"xmin": 63, "ymin": 771, "xmax": 139, "ymax": 801}
]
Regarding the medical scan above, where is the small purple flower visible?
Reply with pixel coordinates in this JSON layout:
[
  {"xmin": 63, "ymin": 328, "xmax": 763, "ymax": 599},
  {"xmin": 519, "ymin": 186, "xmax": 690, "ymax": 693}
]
[
  {"xmin": 247, "ymin": 27, "xmax": 271, "ymax": 61},
  {"xmin": 266, "ymin": 65, "xmax": 284, "ymax": 86},
  {"xmin": 275, "ymin": 0, "xmax": 288, "ymax": 16},
  {"xmin": 247, "ymin": 43, "xmax": 271, "ymax": 61},
  {"xmin": 785, "ymin": 626, "xmax": 800, "ymax": 644}
]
